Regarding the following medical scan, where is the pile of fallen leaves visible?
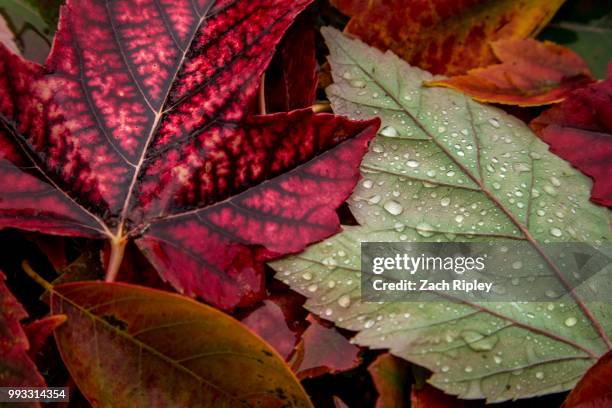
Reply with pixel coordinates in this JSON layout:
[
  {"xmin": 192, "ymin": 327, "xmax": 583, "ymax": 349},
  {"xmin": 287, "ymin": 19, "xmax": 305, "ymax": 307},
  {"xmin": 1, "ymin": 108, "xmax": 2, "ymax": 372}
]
[{"xmin": 0, "ymin": 0, "xmax": 610, "ymax": 406}]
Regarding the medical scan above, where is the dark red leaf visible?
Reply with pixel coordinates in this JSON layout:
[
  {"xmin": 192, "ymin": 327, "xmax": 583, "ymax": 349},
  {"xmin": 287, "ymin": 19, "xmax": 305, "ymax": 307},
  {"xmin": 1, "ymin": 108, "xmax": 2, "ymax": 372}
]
[
  {"xmin": 241, "ymin": 290, "xmax": 308, "ymax": 359},
  {"xmin": 0, "ymin": 0, "xmax": 379, "ymax": 310},
  {"xmin": 411, "ymin": 384, "xmax": 483, "ymax": 408},
  {"xmin": 264, "ymin": 12, "xmax": 318, "ymax": 113},
  {"xmin": 563, "ymin": 350, "xmax": 612, "ymax": 408},
  {"xmin": 290, "ymin": 314, "xmax": 361, "ymax": 379},
  {"xmin": 242, "ymin": 299, "xmax": 300, "ymax": 359},
  {"xmin": 23, "ymin": 314, "xmax": 67, "ymax": 358},
  {"xmin": 22, "ymin": 232, "xmax": 68, "ymax": 270},
  {"xmin": 0, "ymin": 271, "xmax": 46, "ymax": 390},
  {"xmin": 531, "ymin": 64, "xmax": 612, "ymax": 207}
]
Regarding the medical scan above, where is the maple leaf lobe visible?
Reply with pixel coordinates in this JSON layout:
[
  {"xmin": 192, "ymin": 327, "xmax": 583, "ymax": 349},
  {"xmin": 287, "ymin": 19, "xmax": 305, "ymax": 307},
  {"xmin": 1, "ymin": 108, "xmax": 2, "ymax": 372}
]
[{"xmin": 0, "ymin": 0, "xmax": 379, "ymax": 310}]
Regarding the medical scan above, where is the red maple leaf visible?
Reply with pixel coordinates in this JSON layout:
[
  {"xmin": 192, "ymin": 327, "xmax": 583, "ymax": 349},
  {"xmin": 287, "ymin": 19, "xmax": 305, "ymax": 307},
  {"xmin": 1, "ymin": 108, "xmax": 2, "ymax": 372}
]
[
  {"xmin": 0, "ymin": 0, "xmax": 379, "ymax": 310},
  {"xmin": 531, "ymin": 64, "xmax": 612, "ymax": 208}
]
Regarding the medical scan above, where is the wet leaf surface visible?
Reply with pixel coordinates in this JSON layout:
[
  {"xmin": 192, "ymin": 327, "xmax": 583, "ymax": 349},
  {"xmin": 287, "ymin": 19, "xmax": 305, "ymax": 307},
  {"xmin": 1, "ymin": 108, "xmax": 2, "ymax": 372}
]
[{"xmin": 272, "ymin": 28, "xmax": 612, "ymax": 402}]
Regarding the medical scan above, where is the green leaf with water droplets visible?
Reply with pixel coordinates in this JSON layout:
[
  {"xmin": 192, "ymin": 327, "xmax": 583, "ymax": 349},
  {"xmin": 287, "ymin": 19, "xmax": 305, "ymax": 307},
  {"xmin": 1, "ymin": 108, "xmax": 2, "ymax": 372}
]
[{"xmin": 270, "ymin": 27, "xmax": 612, "ymax": 403}]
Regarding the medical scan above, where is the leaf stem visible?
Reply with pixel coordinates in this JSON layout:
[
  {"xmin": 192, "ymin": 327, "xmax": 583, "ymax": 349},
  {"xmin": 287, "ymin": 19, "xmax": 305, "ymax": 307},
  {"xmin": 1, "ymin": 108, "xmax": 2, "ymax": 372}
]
[
  {"xmin": 258, "ymin": 73, "xmax": 267, "ymax": 115},
  {"xmin": 22, "ymin": 260, "xmax": 54, "ymax": 292},
  {"xmin": 105, "ymin": 237, "xmax": 127, "ymax": 282},
  {"xmin": 312, "ymin": 102, "xmax": 332, "ymax": 113}
]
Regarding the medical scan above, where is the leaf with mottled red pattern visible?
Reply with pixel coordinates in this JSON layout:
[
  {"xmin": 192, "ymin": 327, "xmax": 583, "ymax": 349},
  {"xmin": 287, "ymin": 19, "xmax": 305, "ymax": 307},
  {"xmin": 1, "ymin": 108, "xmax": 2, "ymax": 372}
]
[
  {"xmin": 531, "ymin": 64, "xmax": 612, "ymax": 207},
  {"xmin": 0, "ymin": 271, "xmax": 46, "ymax": 391},
  {"xmin": 330, "ymin": 0, "xmax": 565, "ymax": 75},
  {"xmin": 427, "ymin": 38, "xmax": 594, "ymax": 106},
  {"xmin": 0, "ymin": 0, "xmax": 379, "ymax": 310},
  {"xmin": 47, "ymin": 280, "xmax": 312, "ymax": 407}
]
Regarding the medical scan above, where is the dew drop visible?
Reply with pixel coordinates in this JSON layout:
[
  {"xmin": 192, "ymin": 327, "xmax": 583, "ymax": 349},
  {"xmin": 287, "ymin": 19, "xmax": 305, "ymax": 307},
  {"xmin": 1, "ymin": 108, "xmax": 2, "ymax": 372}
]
[
  {"xmin": 416, "ymin": 222, "xmax": 435, "ymax": 237},
  {"xmin": 455, "ymin": 215, "xmax": 464, "ymax": 223},
  {"xmin": 368, "ymin": 195, "xmax": 382, "ymax": 204},
  {"xmin": 535, "ymin": 372, "xmax": 544, "ymax": 380},
  {"xmin": 406, "ymin": 160, "xmax": 420, "ymax": 168},
  {"xmin": 493, "ymin": 356, "xmax": 503, "ymax": 364},
  {"xmin": 349, "ymin": 79, "xmax": 366, "ymax": 88},
  {"xmin": 550, "ymin": 228, "xmax": 563, "ymax": 237},
  {"xmin": 440, "ymin": 197, "xmax": 451, "ymax": 207},
  {"xmin": 302, "ymin": 272, "xmax": 313, "ymax": 281},
  {"xmin": 512, "ymin": 261, "xmax": 523, "ymax": 270},
  {"xmin": 488, "ymin": 118, "xmax": 500, "ymax": 128},
  {"xmin": 362, "ymin": 179, "xmax": 373, "ymax": 189},
  {"xmin": 441, "ymin": 366, "xmax": 450, "ymax": 373},
  {"xmin": 543, "ymin": 185, "xmax": 557, "ymax": 196},
  {"xmin": 550, "ymin": 176, "xmax": 561, "ymax": 187},
  {"xmin": 380, "ymin": 125, "xmax": 398, "ymax": 137},
  {"xmin": 384, "ymin": 200, "xmax": 403, "ymax": 215},
  {"xmin": 564, "ymin": 317, "xmax": 577, "ymax": 327},
  {"xmin": 364, "ymin": 320, "xmax": 375, "ymax": 329},
  {"xmin": 338, "ymin": 295, "xmax": 351, "ymax": 308},
  {"xmin": 464, "ymin": 366, "xmax": 473, "ymax": 373}
]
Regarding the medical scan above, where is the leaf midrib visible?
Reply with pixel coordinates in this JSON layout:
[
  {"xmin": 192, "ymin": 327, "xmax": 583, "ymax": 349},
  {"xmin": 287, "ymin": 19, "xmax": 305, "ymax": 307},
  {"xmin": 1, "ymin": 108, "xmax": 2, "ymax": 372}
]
[{"xmin": 330, "ymin": 33, "xmax": 612, "ymax": 351}]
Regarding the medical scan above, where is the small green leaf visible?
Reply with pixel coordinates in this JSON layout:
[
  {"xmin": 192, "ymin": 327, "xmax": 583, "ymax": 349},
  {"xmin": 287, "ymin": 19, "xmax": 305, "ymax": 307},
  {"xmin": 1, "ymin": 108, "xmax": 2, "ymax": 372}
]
[{"xmin": 271, "ymin": 27, "xmax": 612, "ymax": 403}]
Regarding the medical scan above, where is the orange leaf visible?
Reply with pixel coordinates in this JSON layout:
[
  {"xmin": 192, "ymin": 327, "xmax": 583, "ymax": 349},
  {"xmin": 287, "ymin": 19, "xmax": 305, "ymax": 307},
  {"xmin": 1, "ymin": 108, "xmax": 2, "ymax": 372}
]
[
  {"xmin": 331, "ymin": 0, "xmax": 566, "ymax": 75},
  {"xmin": 427, "ymin": 38, "xmax": 594, "ymax": 106},
  {"xmin": 563, "ymin": 350, "xmax": 612, "ymax": 408}
]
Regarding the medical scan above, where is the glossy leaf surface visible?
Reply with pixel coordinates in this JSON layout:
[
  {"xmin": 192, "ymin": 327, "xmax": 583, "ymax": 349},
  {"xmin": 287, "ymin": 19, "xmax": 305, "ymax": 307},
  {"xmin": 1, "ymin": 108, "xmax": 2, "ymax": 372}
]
[
  {"xmin": 428, "ymin": 38, "xmax": 593, "ymax": 106},
  {"xmin": 330, "ymin": 0, "xmax": 565, "ymax": 75},
  {"xmin": 531, "ymin": 65, "xmax": 612, "ymax": 207},
  {"xmin": 0, "ymin": 0, "xmax": 379, "ymax": 310},
  {"xmin": 272, "ymin": 28, "xmax": 612, "ymax": 402},
  {"xmin": 51, "ymin": 281, "xmax": 313, "ymax": 407}
]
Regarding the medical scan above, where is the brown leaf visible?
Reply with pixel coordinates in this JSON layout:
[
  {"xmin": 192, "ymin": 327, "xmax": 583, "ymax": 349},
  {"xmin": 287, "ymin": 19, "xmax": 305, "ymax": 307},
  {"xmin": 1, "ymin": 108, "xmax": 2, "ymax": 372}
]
[
  {"xmin": 331, "ymin": 0, "xmax": 565, "ymax": 75},
  {"xmin": 427, "ymin": 38, "xmax": 593, "ymax": 106},
  {"xmin": 49, "ymin": 281, "xmax": 312, "ymax": 407},
  {"xmin": 368, "ymin": 354, "xmax": 410, "ymax": 408}
]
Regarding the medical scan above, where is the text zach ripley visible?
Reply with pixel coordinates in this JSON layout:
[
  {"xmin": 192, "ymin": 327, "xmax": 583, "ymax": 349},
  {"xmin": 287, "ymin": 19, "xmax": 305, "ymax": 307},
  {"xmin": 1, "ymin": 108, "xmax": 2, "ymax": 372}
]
[{"xmin": 372, "ymin": 279, "xmax": 494, "ymax": 293}]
